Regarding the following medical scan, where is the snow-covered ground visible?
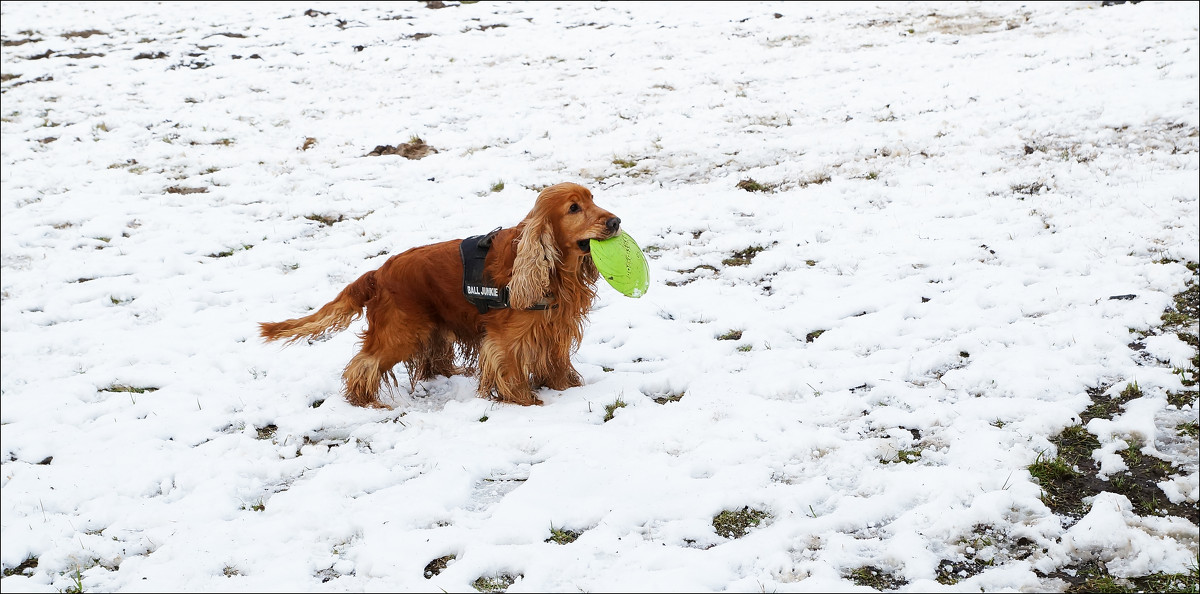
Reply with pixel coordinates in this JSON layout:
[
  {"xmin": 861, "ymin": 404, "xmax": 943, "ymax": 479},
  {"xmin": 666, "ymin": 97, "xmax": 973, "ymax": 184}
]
[{"xmin": 2, "ymin": 1, "xmax": 1197, "ymax": 591}]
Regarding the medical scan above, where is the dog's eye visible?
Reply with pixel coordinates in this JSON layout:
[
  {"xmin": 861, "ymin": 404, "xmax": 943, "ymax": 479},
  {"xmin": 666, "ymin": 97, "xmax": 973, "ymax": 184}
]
[{"xmin": 568, "ymin": 203, "xmax": 581, "ymax": 214}]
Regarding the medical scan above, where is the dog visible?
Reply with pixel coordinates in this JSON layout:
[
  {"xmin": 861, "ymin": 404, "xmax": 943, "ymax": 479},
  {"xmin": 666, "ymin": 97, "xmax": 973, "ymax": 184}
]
[{"xmin": 259, "ymin": 182, "xmax": 621, "ymax": 408}]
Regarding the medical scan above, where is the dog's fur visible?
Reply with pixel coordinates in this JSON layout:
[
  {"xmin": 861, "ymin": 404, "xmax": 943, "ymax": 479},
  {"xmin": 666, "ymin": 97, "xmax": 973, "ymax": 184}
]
[{"xmin": 259, "ymin": 183, "xmax": 620, "ymax": 407}]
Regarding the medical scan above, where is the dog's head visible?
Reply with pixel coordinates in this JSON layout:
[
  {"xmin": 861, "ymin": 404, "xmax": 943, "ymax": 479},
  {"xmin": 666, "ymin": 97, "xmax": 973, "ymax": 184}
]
[{"xmin": 509, "ymin": 183, "xmax": 620, "ymax": 309}]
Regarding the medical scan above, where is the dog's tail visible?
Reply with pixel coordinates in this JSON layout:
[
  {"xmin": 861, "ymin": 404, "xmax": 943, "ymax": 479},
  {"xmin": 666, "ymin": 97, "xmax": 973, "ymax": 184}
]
[{"xmin": 259, "ymin": 271, "xmax": 377, "ymax": 345}]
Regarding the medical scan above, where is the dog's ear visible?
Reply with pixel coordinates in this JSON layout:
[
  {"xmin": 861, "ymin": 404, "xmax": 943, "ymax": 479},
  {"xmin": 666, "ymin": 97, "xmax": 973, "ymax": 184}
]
[{"xmin": 509, "ymin": 211, "xmax": 559, "ymax": 309}]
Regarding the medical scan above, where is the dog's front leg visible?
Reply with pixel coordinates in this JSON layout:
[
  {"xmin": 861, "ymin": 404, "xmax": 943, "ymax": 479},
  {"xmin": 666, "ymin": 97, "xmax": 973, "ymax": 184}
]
[
  {"xmin": 477, "ymin": 335, "xmax": 543, "ymax": 406},
  {"xmin": 532, "ymin": 340, "xmax": 582, "ymax": 391}
]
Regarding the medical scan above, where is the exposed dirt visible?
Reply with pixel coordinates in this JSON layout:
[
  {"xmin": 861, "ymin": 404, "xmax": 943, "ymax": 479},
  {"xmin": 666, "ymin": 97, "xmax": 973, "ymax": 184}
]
[{"xmin": 366, "ymin": 138, "xmax": 438, "ymax": 159}]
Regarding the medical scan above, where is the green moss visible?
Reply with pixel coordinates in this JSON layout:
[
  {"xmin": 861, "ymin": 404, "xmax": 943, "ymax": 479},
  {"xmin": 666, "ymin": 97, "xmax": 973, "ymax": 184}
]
[
  {"xmin": 712, "ymin": 506, "xmax": 769, "ymax": 539},
  {"xmin": 717, "ymin": 330, "xmax": 742, "ymax": 341}
]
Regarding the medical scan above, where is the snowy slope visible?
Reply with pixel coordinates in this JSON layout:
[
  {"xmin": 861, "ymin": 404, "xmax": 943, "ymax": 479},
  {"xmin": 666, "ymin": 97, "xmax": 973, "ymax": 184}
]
[{"xmin": 2, "ymin": 1, "xmax": 1197, "ymax": 592}]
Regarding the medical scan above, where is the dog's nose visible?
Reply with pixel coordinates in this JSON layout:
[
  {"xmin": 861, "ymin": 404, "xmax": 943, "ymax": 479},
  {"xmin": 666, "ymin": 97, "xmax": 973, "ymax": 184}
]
[{"xmin": 606, "ymin": 217, "xmax": 621, "ymax": 234}]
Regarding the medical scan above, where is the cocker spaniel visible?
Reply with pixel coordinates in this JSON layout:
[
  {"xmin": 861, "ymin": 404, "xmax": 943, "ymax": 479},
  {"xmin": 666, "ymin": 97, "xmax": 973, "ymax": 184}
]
[{"xmin": 260, "ymin": 182, "xmax": 621, "ymax": 408}]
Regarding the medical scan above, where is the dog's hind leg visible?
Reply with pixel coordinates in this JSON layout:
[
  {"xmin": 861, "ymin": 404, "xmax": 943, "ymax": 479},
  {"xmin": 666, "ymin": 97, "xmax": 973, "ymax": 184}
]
[
  {"xmin": 405, "ymin": 330, "xmax": 460, "ymax": 389},
  {"xmin": 341, "ymin": 297, "xmax": 433, "ymax": 408}
]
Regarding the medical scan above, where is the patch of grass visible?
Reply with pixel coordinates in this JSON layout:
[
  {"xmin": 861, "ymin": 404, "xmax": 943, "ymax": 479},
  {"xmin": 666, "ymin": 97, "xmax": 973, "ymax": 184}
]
[
  {"xmin": 1083, "ymin": 383, "xmax": 1141, "ymax": 421},
  {"xmin": 490, "ymin": 181, "xmax": 504, "ymax": 193},
  {"xmin": 478, "ymin": 415, "xmax": 489, "ymax": 422},
  {"xmin": 1036, "ymin": 414, "xmax": 1190, "ymax": 518},
  {"xmin": 1119, "ymin": 381, "xmax": 1143, "ymax": 401},
  {"xmin": 1113, "ymin": 437, "xmax": 1175, "ymax": 516},
  {"xmin": 797, "ymin": 171, "xmax": 832, "ymax": 187},
  {"xmin": 2, "ymin": 556, "xmax": 38, "ymax": 577},
  {"xmin": 62, "ymin": 29, "xmax": 106, "ymax": 39},
  {"xmin": 244, "ymin": 499, "xmax": 265, "ymax": 512},
  {"xmin": 223, "ymin": 565, "xmax": 241, "ymax": 577},
  {"xmin": 737, "ymin": 344, "xmax": 752, "ymax": 352},
  {"xmin": 603, "ymin": 397, "xmax": 627, "ymax": 422},
  {"xmin": 712, "ymin": 506, "xmax": 769, "ymax": 539},
  {"xmin": 545, "ymin": 525, "xmax": 580, "ymax": 545},
  {"xmin": 1130, "ymin": 566, "xmax": 1200, "ymax": 593},
  {"xmin": 722, "ymin": 245, "xmax": 764, "ymax": 266},
  {"xmin": 1054, "ymin": 425, "xmax": 1101, "ymax": 461},
  {"xmin": 736, "ymin": 178, "xmax": 773, "ymax": 193},
  {"xmin": 1122, "ymin": 438, "xmax": 1143, "ymax": 467},
  {"xmin": 208, "ymin": 248, "xmax": 235, "ymax": 258},
  {"xmin": 1028, "ymin": 450, "xmax": 1080, "ymax": 509},
  {"xmin": 805, "ymin": 329, "xmax": 825, "ymax": 343},
  {"xmin": 612, "ymin": 158, "xmax": 637, "ymax": 169},
  {"xmin": 652, "ymin": 392, "xmax": 684, "ymax": 404},
  {"xmin": 1047, "ymin": 559, "xmax": 1200, "ymax": 594},
  {"xmin": 472, "ymin": 573, "xmax": 518, "ymax": 592},
  {"xmin": 423, "ymin": 555, "xmax": 455, "ymax": 579},
  {"xmin": 100, "ymin": 383, "xmax": 158, "ymax": 394},
  {"xmin": 255, "ymin": 425, "xmax": 277, "ymax": 440},
  {"xmin": 1011, "ymin": 181, "xmax": 1048, "ymax": 197},
  {"xmin": 846, "ymin": 565, "xmax": 907, "ymax": 590},
  {"xmin": 305, "ymin": 213, "xmax": 345, "ymax": 226},
  {"xmin": 63, "ymin": 564, "xmax": 84, "ymax": 594},
  {"xmin": 1177, "ymin": 421, "xmax": 1198, "ymax": 438},
  {"xmin": 165, "ymin": 185, "xmax": 207, "ymax": 195},
  {"xmin": 1161, "ymin": 262, "xmax": 1199, "ymax": 386},
  {"xmin": 936, "ymin": 558, "xmax": 991, "ymax": 585},
  {"xmin": 883, "ymin": 448, "xmax": 922, "ymax": 464},
  {"xmin": 717, "ymin": 330, "xmax": 742, "ymax": 341}
]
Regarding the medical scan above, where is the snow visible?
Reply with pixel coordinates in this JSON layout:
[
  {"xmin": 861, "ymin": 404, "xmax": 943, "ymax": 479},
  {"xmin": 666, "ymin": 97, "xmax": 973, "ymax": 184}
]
[{"xmin": 2, "ymin": 1, "xmax": 1197, "ymax": 592}]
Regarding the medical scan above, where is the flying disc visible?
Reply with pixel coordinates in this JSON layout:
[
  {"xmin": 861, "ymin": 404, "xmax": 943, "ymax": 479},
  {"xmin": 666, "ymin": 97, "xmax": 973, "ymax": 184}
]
[{"xmin": 590, "ymin": 231, "xmax": 650, "ymax": 298}]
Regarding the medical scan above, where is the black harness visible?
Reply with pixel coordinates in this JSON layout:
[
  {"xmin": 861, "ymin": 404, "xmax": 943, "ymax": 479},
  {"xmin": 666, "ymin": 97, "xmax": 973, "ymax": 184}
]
[{"xmin": 460, "ymin": 228, "xmax": 550, "ymax": 314}]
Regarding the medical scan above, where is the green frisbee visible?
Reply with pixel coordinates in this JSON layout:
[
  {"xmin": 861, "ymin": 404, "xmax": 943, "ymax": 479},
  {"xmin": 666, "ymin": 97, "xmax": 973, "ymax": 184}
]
[{"xmin": 590, "ymin": 230, "xmax": 650, "ymax": 298}]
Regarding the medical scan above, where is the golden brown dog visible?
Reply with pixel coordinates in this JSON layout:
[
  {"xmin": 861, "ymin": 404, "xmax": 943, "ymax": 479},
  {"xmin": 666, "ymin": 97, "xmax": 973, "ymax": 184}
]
[{"xmin": 260, "ymin": 182, "xmax": 621, "ymax": 407}]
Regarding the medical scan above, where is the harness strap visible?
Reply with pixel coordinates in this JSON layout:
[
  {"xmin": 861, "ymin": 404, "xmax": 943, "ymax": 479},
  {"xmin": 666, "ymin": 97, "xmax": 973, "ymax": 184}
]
[{"xmin": 460, "ymin": 228, "xmax": 551, "ymax": 314}]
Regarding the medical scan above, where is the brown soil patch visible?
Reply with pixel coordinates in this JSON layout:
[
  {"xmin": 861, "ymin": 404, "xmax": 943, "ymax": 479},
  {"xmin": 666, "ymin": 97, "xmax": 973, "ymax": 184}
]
[{"xmin": 367, "ymin": 138, "xmax": 438, "ymax": 159}]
